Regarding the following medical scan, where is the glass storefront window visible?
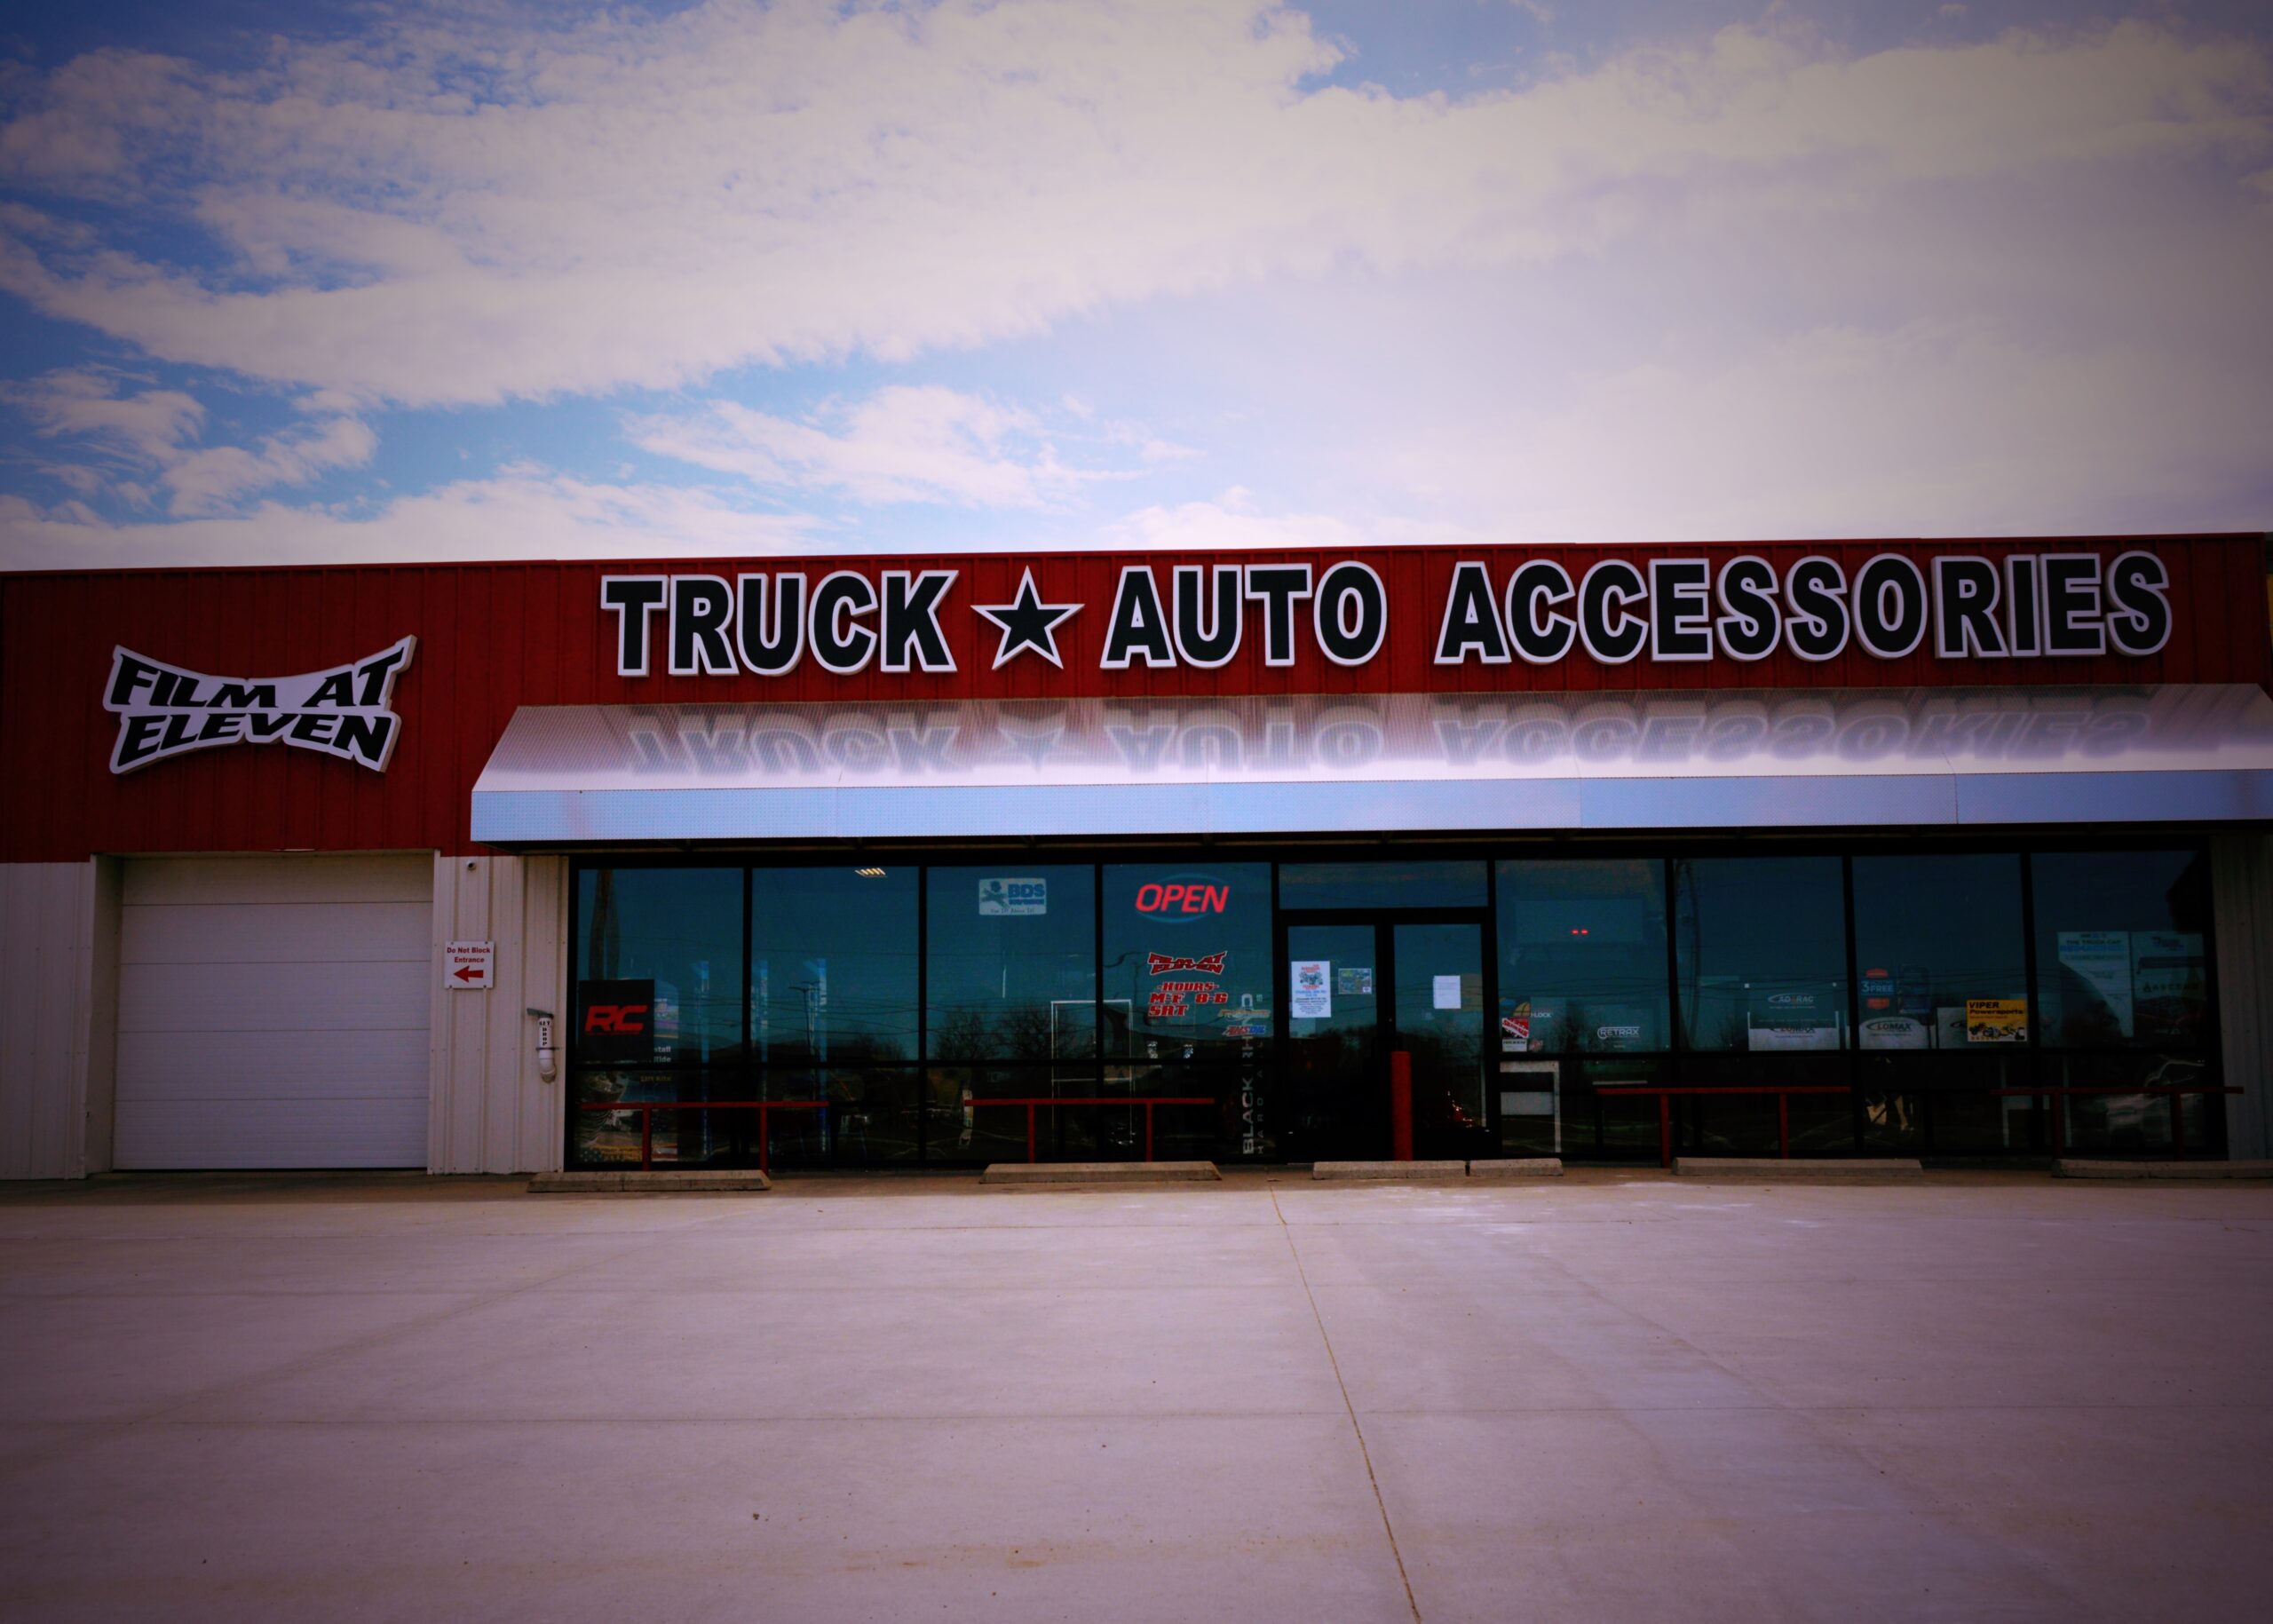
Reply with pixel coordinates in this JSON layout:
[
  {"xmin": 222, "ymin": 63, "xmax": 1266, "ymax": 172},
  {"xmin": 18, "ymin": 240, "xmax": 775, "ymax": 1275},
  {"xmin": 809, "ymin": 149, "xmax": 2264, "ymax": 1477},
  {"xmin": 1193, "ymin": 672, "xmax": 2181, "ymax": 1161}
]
[
  {"xmin": 1672, "ymin": 856, "xmax": 1847, "ymax": 1052},
  {"xmin": 756, "ymin": 1066, "xmax": 923, "ymax": 1167},
  {"xmin": 574, "ymin": 867, "xmax": 743, "ymax": 1065},
  {"xmin": 2031, "ymin": 850, "xmax": 2212, "ymax": 1048},
  {"xmin": 1103, "ymin": 861, "xmax": 1271, "ymax": 1071},
  {"xmin": 750, "ymin": 866, "xmax": 918, "ymax": 1066},
  {"xmin": 925, "ymin": 864, "xmax": 1098, "ymax": 1061},
  {"xmin": 1850, "ymin": 853, "xmax": 2027, "ymax": 1054},
  {"xmin": 1279, "ymin": 859, "xmax": 1485, "ymax": 908},
  {"xmin": 1495, "ymin": 859, "xmax": 1668, "ymax": 1055}
]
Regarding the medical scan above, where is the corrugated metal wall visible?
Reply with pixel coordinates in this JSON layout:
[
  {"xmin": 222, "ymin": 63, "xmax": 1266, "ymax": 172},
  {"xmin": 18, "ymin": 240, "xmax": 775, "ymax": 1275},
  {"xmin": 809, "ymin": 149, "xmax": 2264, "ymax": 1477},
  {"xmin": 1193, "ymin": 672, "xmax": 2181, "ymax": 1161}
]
[
  {"xmin": 427, "ymin": 853, "xmax": 568, "ymax": 1174},
  {"xmin": 3, "ymin": 536, "xmax": 2265, "ymax": 861}
]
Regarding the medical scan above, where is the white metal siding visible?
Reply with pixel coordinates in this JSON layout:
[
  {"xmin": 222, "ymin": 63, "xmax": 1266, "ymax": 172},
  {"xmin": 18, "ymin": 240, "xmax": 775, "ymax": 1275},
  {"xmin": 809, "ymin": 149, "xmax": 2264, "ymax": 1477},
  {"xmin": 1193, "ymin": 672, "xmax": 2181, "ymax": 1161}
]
[
  {"xmin": 428, "ymin": 855, "xmax": 569, "ymax": 1175},
  {"xmin": 115, "ymin": 855, "xmax": 432, "ymax": 1168},
  {"xmin": 0, "ymin": 862, "xmax": 110, "ymax": 1179}
]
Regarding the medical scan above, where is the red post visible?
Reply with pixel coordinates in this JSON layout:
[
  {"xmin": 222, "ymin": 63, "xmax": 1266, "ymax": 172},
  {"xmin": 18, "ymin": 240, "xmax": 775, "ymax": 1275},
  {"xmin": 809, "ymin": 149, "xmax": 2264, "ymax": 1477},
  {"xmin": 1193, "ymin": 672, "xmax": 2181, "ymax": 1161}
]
[
  {"xmin": 1390, "ymin": 1050, "xmax": 1414, "ymax": 1161},
  {"xmin": 1026, "ymin": 1103, "xmax": 1038, "ymax": 1163}
]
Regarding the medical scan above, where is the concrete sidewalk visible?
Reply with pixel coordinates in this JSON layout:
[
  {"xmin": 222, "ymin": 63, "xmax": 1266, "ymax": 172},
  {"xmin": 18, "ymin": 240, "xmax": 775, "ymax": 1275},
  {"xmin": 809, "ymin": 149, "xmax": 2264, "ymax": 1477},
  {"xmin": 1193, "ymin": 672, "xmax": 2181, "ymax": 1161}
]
[{"xmin": 0, "ymin": 1169, "xmax": 2268, "ymax": 1620}]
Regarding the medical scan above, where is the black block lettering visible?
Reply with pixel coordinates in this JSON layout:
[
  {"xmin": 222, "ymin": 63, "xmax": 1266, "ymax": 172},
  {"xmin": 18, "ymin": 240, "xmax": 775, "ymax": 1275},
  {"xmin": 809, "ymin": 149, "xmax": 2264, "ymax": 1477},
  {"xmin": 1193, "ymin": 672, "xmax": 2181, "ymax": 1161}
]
[
  {"xmin": 1103, "ymin": 566, "xmax": 1176, "ymax": 669},
  {"xmin": 601, "ymin": 575, "xmax": 669, "ymax": 677},
  {"xmin": 1313, "ymin": 561, "xmax": 1386, "ymax": 667}
]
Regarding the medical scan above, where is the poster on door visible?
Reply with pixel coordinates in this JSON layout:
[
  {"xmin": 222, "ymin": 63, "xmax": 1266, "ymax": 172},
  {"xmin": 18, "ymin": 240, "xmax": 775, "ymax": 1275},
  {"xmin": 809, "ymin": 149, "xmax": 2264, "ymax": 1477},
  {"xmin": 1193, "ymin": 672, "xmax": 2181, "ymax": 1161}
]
[{"xmin": 1290, "ymin": 960, "xmax": 1331, "ymax": 1018}]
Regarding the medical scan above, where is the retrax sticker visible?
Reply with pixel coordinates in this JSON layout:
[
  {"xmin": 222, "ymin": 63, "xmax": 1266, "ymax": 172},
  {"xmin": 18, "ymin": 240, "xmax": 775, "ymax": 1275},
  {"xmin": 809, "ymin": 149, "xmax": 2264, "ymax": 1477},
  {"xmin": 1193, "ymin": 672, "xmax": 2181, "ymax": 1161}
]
[{"xmin": 104, "ymin": 637, "xmax": 416, "ymax": 774}]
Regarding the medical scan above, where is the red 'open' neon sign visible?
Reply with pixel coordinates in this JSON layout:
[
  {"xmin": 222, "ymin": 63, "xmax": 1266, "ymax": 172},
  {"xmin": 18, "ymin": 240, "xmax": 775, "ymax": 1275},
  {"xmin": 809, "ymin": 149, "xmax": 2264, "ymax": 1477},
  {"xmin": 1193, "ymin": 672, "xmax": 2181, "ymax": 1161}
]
[{"xmin": 1135, "ymin": 882, "xmax": 1229, "ymax": 915}]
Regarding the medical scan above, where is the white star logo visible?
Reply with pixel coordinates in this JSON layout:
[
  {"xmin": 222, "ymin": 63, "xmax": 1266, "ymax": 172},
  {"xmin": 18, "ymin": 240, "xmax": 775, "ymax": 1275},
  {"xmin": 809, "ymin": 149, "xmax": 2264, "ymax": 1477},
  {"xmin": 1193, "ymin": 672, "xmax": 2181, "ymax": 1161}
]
[{"xmin": 971, "ymin": 568, "xmax": 1082, "ymax": 670}]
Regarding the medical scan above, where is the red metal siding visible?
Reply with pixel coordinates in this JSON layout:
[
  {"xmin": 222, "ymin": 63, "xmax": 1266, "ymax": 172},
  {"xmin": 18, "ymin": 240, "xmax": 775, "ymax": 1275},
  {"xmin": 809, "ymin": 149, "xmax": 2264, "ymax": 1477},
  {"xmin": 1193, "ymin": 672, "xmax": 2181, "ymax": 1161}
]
[{"xmin": 4, "ymin": 535, "xmax": 2263, "ymax": 860}]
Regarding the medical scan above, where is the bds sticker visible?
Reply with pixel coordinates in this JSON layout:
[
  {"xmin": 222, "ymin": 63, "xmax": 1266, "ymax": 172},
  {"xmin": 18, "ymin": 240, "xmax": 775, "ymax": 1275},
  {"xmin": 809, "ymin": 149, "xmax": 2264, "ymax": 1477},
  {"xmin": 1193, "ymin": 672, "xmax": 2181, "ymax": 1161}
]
[{"xmin": 978, "ymin": 876, "xmax": 1048, "ymax": 916}]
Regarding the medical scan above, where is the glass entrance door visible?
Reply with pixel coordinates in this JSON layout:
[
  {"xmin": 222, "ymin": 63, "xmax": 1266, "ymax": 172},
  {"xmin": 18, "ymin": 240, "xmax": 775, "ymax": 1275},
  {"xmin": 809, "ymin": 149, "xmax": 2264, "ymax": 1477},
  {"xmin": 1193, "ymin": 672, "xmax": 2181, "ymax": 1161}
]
[
  {"xmin": 1391, "ymin": 922, "xmax": 1490, "ymax": 1159},
  {"xmin": 1283, "ymin": 923, "xmax": 1380, "ymax": 1161},
  {"xmin": 1282, "ymin": 917, "xmax": 1491, "ymax": 1161}
]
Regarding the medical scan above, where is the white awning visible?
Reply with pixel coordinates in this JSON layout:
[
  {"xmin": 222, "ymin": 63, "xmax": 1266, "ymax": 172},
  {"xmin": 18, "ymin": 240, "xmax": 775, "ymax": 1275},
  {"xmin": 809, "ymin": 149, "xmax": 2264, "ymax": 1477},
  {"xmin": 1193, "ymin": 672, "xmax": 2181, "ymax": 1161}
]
[{"xmin": 470, "ymin": 684, "xmax": 2273, "ymax": 844}]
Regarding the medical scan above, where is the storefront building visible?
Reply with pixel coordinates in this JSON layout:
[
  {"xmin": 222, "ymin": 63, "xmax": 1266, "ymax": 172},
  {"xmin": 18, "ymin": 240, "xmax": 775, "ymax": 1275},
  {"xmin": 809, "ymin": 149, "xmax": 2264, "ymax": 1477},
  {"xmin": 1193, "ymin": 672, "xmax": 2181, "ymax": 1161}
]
[{"xmin": 4, "ymin": 535, "xmax": 2270, "ymax": 1177}]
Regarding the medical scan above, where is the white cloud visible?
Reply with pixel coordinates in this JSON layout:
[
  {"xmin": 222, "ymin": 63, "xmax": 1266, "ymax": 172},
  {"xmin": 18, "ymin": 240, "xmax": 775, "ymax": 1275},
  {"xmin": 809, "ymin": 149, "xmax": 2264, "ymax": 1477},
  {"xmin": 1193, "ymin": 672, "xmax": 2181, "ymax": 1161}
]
[
  {"xmin": 5, "ymin": 368, "xmax": 203, "ymax": 463},
  {"xmin": 3, "ymin": 368, "xmax": 375, "ymax": 514},
  {"xmin": 0, "ymin": 466, "xmax": 819, "ymax": 570},
  {"xmin": 1102, "ymin": 487, "xmax": 1367, "ymax": 551},
  {"xmin": 0, "ymin": 6, "xmax": 2261, "ymax": 408},
  {"xmin": 1380, "ymin": 314, "xmax": 2273, "ymax": 539},
  {"xmin": 159, "ymin": 412, "xmax": 376, "ymax": 515},
  {"xmin": 630, "ymin": 385, "xmax": 1114, "ymax": 509}
]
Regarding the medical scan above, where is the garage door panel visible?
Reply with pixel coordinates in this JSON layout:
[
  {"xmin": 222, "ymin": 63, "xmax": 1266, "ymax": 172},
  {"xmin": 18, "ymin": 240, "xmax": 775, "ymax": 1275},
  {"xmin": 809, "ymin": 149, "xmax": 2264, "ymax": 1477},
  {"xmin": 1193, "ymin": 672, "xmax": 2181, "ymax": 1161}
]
[
  {"xmin": 119, "ymin": 959, "xmax": 429, "ymax": 1034},
  {"xmin": 115, "ymin": 1029, "xmax": 429, "ymax": 1101},
  {"xmin": 113, "ymin": 1098, "xmax": 427, "ymax": 1169},
  {"xmin": 123, "ymin": 856, "xmax": 431, "ymax": 907},
  {"xmin": 115, "ymin": 855, "xmax": 434, "ymax": 1169},
  {"xmin": 123, "ymin": 901, "xmax": 432, "ymax": 966}
]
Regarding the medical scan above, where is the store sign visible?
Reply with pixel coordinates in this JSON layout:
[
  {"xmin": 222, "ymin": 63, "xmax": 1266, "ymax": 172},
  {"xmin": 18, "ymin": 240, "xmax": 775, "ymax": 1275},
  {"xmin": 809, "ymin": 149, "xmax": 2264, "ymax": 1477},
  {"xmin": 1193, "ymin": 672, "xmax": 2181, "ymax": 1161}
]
[
  {"xmin": 1966, "ymin": 999, "xmax": 2028, "ymax": 1043},
  {"xmin": 599, "ymin": 550, "xmax": 2171, "ymax": 678},
  {"xmin": 1135, "ymin": 880, "xmax": 1231, "ymax": 915},
  {"xmin": 104, "ymin": 637, "xmax": 416, "ymax": 774},
  {"xmin": 578, "ymin": 978, "xmax": 678, "ymax": 1065},
  {"xmin": 444, "ymin": 940, "xmax": 495, "ymax": 990},
  {"xmin": 978, "ymin": 876, "xmax": 1047, "ymax": 915},
  {"xmin": 1748, "ymin": 987, "xmax": 1842, "ymax": 1051}
]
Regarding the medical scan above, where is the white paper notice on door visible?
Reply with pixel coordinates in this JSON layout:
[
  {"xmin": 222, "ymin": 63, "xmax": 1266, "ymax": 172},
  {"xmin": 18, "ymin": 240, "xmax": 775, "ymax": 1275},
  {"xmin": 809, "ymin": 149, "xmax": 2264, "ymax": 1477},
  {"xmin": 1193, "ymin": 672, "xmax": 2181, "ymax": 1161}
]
[
  {"xmin": 1432, "ymin": 974, "xmax": 1461, "ymax": 1010},
  {"xmin": 1291, "ymin": 960, "xmax": 1332, "ymax": 1019}
]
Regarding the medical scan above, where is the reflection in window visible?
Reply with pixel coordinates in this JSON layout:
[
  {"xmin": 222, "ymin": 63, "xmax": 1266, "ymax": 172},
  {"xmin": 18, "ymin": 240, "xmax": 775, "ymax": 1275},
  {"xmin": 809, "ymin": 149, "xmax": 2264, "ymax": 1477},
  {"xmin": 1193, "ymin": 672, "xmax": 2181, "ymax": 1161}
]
[
  {"xmin": 2031, "ymin": 850, "xmax": 2211, "ymax": 1048},
  {"xmin": 1279, "ymin": 860, "xmax": 1485, "ymax": 908},
  {"xmin": 925, "ymin": 865, "xmax": 1097, "ymax": 1061},
  {"xmin": 756, "ymin": 1066, "xmax": 923, "ymax": 1166},
  {"xmin": 1103, "ymin": 862, "xmax": 1271, "ymax": 1071},
  {"xmin": 574, "ymin": 867, "xmax": 743, "ymax": 1065},
  {"xmin": 1673, "ymin": 856, "xmax": 1847, "ymax": 1051},
  {"xmin": 1850, "ymin": 854, "xmax": 2026, "ymax": 1052},
  {"xmin": 1495, "ymin": 860, "xmax": 1668, "ymax": 1055},
  {"xmin": 750, "ymin": 866, "xmax": 918, "ymax": 1066}
]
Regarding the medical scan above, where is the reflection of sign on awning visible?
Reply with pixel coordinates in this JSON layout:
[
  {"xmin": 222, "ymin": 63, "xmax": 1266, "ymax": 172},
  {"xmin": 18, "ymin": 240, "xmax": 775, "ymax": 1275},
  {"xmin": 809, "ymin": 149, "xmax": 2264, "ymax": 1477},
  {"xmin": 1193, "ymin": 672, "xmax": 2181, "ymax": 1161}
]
[{"xmin": 473, "ymin": 684, "xmax": 2273, "ymax": 844}]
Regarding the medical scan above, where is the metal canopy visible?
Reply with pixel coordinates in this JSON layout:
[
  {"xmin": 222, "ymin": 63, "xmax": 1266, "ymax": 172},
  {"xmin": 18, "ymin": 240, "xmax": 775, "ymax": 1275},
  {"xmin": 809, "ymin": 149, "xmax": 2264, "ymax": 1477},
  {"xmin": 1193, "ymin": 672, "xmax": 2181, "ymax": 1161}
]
[{"xmin": 469, "ymin": 684, "xmax": 2273, "ymax": 844}]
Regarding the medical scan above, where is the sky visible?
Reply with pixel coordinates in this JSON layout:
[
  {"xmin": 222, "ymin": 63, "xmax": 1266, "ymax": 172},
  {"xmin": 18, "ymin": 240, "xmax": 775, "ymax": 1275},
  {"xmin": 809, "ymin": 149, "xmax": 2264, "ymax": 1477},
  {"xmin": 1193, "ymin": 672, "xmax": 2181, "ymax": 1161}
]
[{"xmin": 0, "ymin": 0, "xmax": 2266, "ymax": 571}]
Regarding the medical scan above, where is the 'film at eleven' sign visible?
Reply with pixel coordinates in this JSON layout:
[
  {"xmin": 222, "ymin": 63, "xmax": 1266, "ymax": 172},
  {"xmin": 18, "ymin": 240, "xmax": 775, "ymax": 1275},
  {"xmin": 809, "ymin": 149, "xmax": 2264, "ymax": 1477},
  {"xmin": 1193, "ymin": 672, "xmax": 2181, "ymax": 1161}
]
[{"xmin": 104, "ymin": 638, "xmax": 416, "ymax": 774}]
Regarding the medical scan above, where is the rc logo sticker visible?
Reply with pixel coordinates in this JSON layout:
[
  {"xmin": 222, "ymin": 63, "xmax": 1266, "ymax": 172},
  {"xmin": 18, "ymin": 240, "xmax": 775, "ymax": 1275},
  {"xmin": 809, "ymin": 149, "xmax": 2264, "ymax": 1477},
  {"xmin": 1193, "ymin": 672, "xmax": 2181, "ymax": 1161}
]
[{"xmin": 104, "ymin": 637, "xmax": 416, "ymax": 774}]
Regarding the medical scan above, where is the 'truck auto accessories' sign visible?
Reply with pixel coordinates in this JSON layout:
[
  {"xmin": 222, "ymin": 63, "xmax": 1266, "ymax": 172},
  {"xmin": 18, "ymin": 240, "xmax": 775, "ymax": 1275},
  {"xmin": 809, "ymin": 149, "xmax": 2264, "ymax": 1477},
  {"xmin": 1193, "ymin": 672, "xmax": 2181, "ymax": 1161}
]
[
  {"xmin": 599, "ymin": 551, "xmax": 2173, "ymax": 678},
  {"xmin": 104, "ymin": 637, "xmax": 416, "ymax": 774}
]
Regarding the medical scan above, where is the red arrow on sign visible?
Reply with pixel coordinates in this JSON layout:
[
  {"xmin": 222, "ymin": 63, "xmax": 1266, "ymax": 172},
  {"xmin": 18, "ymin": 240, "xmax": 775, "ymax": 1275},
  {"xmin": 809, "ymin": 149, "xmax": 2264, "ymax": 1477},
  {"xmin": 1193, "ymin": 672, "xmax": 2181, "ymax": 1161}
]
[{"xmin": 454, "ymin": 964, "xmax": 483, "ymax": 982}]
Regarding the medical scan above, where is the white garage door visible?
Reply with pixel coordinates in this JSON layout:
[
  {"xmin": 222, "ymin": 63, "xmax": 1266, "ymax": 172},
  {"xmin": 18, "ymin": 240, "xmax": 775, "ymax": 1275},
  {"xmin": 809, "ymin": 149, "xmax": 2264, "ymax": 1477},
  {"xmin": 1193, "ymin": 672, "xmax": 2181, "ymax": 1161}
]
[{"xmin": 115, "ymin": 855, "xmax": 432, "ymax": 1168}]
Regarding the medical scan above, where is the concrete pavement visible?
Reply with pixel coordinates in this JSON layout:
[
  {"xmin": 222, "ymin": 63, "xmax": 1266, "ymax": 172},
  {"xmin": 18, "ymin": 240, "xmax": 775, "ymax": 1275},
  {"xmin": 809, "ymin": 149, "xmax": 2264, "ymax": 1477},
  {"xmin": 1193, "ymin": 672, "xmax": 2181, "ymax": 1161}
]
[{"xmin": 0, "ymin": 1169, "xmax": 2268, "ymax": 1620}]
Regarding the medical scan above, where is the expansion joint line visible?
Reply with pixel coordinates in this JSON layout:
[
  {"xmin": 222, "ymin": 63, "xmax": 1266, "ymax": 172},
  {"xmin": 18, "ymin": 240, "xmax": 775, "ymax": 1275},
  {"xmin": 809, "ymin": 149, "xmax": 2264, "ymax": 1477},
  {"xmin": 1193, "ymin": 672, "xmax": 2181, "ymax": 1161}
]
[{"xmin": 1271, "ymin": 1186, "xmax": 1422, "ymax": 1624}]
